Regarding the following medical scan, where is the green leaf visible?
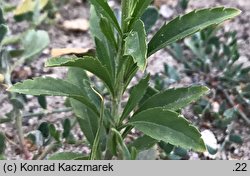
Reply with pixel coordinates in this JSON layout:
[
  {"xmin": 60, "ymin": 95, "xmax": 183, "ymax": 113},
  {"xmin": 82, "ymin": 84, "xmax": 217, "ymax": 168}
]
[
  {"xmin": 0, "ymin": 7, "xmax": 7, "ymax": 42},
  {"xmin": 67, "ymin": 68, "xmax": 100, "ymax": 145},
  {"xmin": 164, "ymin": 64, "xmax": 180, "ymax": 82},
  {"xmin": 121, "ymin": 75, "xmax": 150, "ymax": 121},
  {"xmin": 139, "ymin": 86, "xmax": 158, "ymax": 106},
  {"xmin": 0, "ymin": 132, "xmax": 6, "ymax": 154},
  {"xmin": 129, "ymin": 108, "xmax": 206, "ymax": 152},
  {"xmin": 90, "ymin": 6, "xmax": 104, "ymax": 40},
  {"xmin": 137, "ymin": 86, "xmax": 209, "ymax": 113},
  {"xmin": 130, "ymin": 0, "xmax": 153, "ymax": 28},
  {"xmin": 99, "ymin": 16, "xmax": 117, "ymax": 50},
  {"xmin": 89, "ymin": 0, "xmax": 121, "ymax": 35},
  {"xmin": 158, "ymin": 141, "xmax": 174, "ymax": 154},
  {"xmin": 62, "ymin": 118, "xmax": 71, "ymax": 139},
  {"xmin": 45, "ymin": 56, "xmax": 114, "ymax": 95},
  {"xmin": 0, "ymin": 8, "xmax": 5, "ymax": 24},
  {"xmin": 124, "ymin": 20, "xmax": 147, "ymax": 70},
  {"xmin": 148, "ymin": 7, "xmax": 241, "ymax": 56},
  {"xmin": 129, "ymin": 135, "xmax": 158, "ymax": 151},
  {"xmin": 1, "ymin": 34, "xmax": 22, "ymax": 46},
  {"xmin": 70, "ymin": 99, "xmax": 99, "ymax": 145},
  {"xmin": 111, "ymin": 128, "xmax": 131, "ymax": 160},
  {"xmin": 95, "ymin": 37, "xmax": 114, "ymax": 77},
  {"xmin": 37, "ymin": 95, "xmax": 47, "ymax": 109},
  {"xmin": 0, "ymin": 24, "xmax": 7, "ymax": 43},
  {"xmin": 229, "ymin": 134, "xmax": 243, "ymax": 145},
  {"xmin": 48, "ymin": 152, "xmax": 86, "ymax": 160},
  {"xmin": 0, "ymin": 155, "xmax": 5, "ymax": 160},
  {"xmin": 8, "ymin": 77, "xmax": 98, "ymax": 115},
  {"xmin": 21, "ymin": 30, "xmax": 50, "ymax": 60},
  {"xmin": 38, "ymin": 122, "xmax": 49, "ymax": 138},
  {"xmin": 49, "ymin": 124, "xmax": 60, "ymax": 142},
  {"xmin": 141, "ymin": 6, "xmax": 159, "ymax": 33},
  {"xmin": 67, "ymin": 68, "xmax": 101, "ymax": 108}
]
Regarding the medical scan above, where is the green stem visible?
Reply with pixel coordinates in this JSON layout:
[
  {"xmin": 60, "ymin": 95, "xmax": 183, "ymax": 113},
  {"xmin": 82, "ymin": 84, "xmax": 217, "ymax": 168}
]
[{"xmin": 16, "ymin": 110, "xmax": 31, "ymax": 159}]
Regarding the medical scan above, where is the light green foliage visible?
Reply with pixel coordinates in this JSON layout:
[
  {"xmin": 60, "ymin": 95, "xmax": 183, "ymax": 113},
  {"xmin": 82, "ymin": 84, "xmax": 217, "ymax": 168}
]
[
  {"xmin": 129, "ymin": 108, "xmax": 206, "ymax": 152},
  {"xmin": 148, "ymin": 7, "xmax": 241, "ymax": 56},
  {"xmin": 21, "ymin": 30, "xmax": 50, "ymax": 60},
  {"xmin": 124, "ymin": 20, "xmax": 147, "ymax": 70},
  {"xmin": 9, "ymin": 0, "xmax": 240, "ymax": 160}
]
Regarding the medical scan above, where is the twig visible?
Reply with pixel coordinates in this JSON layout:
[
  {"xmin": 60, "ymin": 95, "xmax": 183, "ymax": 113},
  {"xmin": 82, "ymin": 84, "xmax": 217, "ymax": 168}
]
[
  {"xmin": 4, "ymin": 133, "xmax": 19, "ymax": 148},
  {"xmin": 36, "ymin": 142, "xmax": 61, "ymax": 160},
  {"xmin": 216, "ymin": 121, "xmax": 234, "ymax": 159}
]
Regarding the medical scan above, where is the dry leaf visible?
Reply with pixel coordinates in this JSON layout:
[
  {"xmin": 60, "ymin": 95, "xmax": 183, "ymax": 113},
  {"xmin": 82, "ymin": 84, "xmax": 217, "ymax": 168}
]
[
  {"xmin": 51, "ymin": 48, "xmax": 93, "ymax": 57},
  {"xmin": 62, "ymin": 18, "xmax": 89, "ymax": 32}
]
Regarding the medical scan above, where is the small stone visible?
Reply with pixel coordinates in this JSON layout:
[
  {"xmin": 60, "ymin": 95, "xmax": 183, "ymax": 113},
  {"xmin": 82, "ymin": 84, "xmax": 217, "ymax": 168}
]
[{"xmin": 160, "ymin": 5, "xmax": 174, "ymax": 18}]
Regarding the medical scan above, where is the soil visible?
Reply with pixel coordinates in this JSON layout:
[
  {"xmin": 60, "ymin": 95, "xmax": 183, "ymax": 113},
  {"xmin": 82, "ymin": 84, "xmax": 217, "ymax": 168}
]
[{"xmin": 0, "ymin": 0, "xmax": 249, "ymax": 160}]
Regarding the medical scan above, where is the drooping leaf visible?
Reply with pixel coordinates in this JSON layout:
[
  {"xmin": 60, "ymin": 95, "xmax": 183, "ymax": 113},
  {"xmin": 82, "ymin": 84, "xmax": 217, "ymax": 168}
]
[
  {"xmin": 148, "ymin": 7, "xmax": 241, "ymax": 56},
  {"xmin": 21, "ymin": 30, "xmax": 50, "ymax": 60},
  {"xmin": 48, "ymin": 152, "xmax": 86, "ymax": 160},
  {"xmin": 70, "ymin": 99, "xmax": 99, "ymax": 145},
  {"xmin": 45, "ymin": 56, "xmax": 114, "ymax": 95},
  {"xmin": 137, "ymin": 86, "xmax": 209, "ymax": 113},
  {"xmin": 121, "ymin": 75, "xmax": 150, "ymax": 121},
  {"xmin": 129, "ymin": 108, "xmax": 206, "ymax": 152},
  {"xmin": 124, "ymin": 20, "xmax": 147, "ymax": 70},
  {"xmin": 89, "ymin": 0, "xmax": 121, "ymax": 35},
  {"xmin": 8, "ymin": 77, "xmax": 98, "ymax": 115},
  {"xmin": 67, "ymin": 68, "xmax": 101, "ymax": 109},
  {"xmin": 111, "ymin": 128, "xmax": 131, "ymax": 160},
  {"xmin": 66, "ymin": 68, "xmax": 100, "ymax": 145}
]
